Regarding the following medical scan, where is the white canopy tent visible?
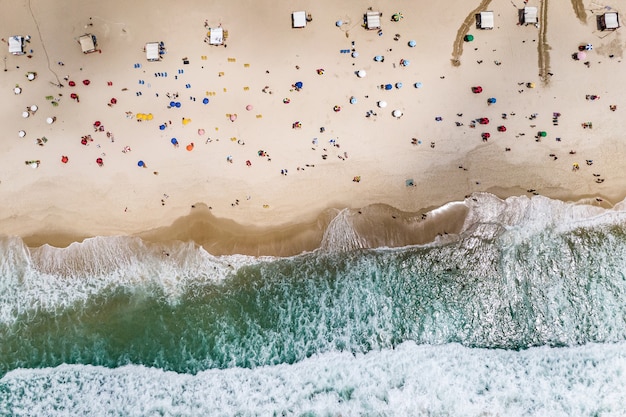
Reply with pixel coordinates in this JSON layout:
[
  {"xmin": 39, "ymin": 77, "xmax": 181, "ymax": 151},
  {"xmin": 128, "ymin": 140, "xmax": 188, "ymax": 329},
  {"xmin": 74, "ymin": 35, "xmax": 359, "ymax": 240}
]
[
  {"xmin": 601, "ymin": 12, "xmax": 620, "ymax": 30},
  {"xmin": 478, "ymin": 11, "xmax": 494, "ymax": 29},
  {"xmin": 146, "ymin": 42, "xmax": 160, "ymax": 61},
  {"xmin": 9, "ymin": 36, "xmax": 24, "ymax": 55},
  {"xmin": 522, "ymin": 7, "xmax": 538, "ymax": 24},
  {"xmin": 79, "ymin": 34, "xmax": 97, "ymax": 53},
  {"xmin": 292, "ymin": 11, "xmax": 306, "ymax": 28},
  {"xmin": 366, "ymin": 11, "xmax": 381, "ymax": 30},
  {"xmin": 209, "ymin": 27, "xmax": 224, "ymax": 45}
]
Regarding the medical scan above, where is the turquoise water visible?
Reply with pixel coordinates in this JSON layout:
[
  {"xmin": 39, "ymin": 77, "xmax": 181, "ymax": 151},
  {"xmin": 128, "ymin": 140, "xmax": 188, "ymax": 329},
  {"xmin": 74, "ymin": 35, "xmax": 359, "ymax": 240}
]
[{"xmin": 1, "ymin": 194, "xmax": 626, "ymax": 415}]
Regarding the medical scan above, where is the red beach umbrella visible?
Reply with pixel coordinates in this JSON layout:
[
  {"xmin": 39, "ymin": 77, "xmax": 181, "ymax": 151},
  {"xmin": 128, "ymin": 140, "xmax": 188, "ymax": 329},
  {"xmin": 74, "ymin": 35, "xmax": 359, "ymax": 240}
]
[
  {"xmin": 94, "ymin": 121, "xmax": 101, "ymax": 127},
  {"xmin": 68, "ymin": 81, "xmax": 76, "ymax": 87},
  {"xmin": 70, "ymin": 93, "xmax": 78, "ymax": 100},
  {"xmin": 83, "ymin": 79, "xmax": 91, "ymax": 86},
  {"xmin": 96, "ymin": 157, "xmax": 103, "ymax": 166},
  {"xmin": 110, "ymin": 98, "xmax": 117, "ymax": 104},
  {"xmin": 61, "ymin": 155, "xmax": 69, "ymax": 163},
  {"xmin": 498, "ymin": 125, "xmax": 507, "ymax": 132},
  {"xmin": 479, "ymin": 118, "xmax": 489, "ymax": 125},
  {"xmin": 482, "ymin": 132, "xmax": 491, "ymax": 139},
  {"xmin": 472, "ymin": 86, "xmax": 483, "ymax": 94}
]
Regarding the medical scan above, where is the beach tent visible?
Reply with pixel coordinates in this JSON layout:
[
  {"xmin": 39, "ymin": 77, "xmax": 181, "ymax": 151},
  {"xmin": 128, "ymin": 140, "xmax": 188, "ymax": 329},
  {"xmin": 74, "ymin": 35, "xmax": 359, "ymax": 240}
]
[
  {"xmin": 477, "ymin": 11, "xmax": 494, "ymax": 29},
  {"xmin": 146, "ymin": 42, "xmax": 160, "ymax": 61},
  {"xmin": 8, "ymin": 36, "xmax": 25, "ymax": 55},
  {"xmin": 366, "ymin": 11, "xmax": 382, "ymax": 30},
  {"xmin": 292, "ymin": 11, "xmax": 307, "ymax": 28},
  {"xmin": 209, "ymin": 27, "xmax": 224, "ymax": 45},
  {"xmin": 599, "ymin": 12, "xmax": 619, "ymax": 30},
  {"xmin": 522, "ymin": 7, "xmax": 538, "ymax": 25},
  {"xmin": 79, "ymin": 34, "xmax": 97, "ymax": 53}
]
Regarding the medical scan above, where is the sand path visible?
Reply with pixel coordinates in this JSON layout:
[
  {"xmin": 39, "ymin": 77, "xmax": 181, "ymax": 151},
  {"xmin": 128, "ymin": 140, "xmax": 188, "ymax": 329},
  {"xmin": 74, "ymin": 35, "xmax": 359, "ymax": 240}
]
[
  {"xmin": 450, "ymin": 0, "xmax": 493, "ymax": 66},
  {"xmin": 538, "ymin": 0, "xmax": 551, "ymax": 83},
  {"xmin": 570, "ymin": 0, "xmax": 587, "ymax": 24}
]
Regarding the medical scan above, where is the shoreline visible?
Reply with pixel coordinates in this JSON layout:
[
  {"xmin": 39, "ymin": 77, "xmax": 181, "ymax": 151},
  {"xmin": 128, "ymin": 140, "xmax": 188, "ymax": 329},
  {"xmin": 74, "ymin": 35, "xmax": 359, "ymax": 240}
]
[{"xmin": 16, "ymin": 188, "xmax": 621, "ymax": 257}]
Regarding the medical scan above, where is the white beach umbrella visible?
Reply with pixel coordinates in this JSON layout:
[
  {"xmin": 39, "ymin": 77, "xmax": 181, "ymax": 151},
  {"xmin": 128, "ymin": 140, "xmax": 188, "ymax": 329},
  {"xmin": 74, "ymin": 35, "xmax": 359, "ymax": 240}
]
[
  {"xmin": 18, "ymin": 130, "xmax": 26, "ymax": 138},
  {"xmin": 378, "ymin": 101, "xmax": 387, "ymax": 108},
  {"xmin": 27, "ymin": 73, "xmax": 35, "ymax": 80},
  {"xmin": 22, "ymin": 111, "xmax": 29, "ymax": 118},
  {"xmin": 14, "ymin": 87, "xmax": 22, "ymax": 95},
  {"xmin": 46, "ymin": 117, "xmax": 56, "ymax": 124},
  {"xmin": 357, "ymin": 70, "xmax": 366, "ymax": 78},
  {"xmin": 30, "ymin": 104, "xmax": 38, "ymax": 113},
  {"xmin": 392, "ymin": 109, "xmax": 403, "ymax": 118}
]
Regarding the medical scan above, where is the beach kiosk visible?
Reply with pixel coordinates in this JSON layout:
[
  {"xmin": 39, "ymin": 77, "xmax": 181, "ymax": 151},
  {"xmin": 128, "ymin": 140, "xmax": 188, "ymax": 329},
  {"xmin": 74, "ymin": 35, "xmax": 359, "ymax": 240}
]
[
  {"xmin": 365, "ymin": 11, "xmax": 382, "ymax": 30},
  {"xmin": 477, "ymin": 11, "xmax": 494, "ymax": 29},
  {"xmin": 8, "ymin": 35, "xmax": 25, "ymax": 55},
  {"xmin": 145, "ymin": 42, "xmax": 161, "ymax": 61},
  {"xmin": 208, "ymin": 27, "xmax": 224, "ymax": 45},
  {"xmin": 292, "ymin": 11, "xmax": 307, "ymax": 28},
  {"xmin": 521, "ymin": 7, "xmax": 538, "ymax": 25},
  {"xmin": 599, "ymin": 12, "xmax": 620, "ymax": 30},
  {"xmin": 79, "ymin": 34, "xmax": 97, "ymax": 53}
]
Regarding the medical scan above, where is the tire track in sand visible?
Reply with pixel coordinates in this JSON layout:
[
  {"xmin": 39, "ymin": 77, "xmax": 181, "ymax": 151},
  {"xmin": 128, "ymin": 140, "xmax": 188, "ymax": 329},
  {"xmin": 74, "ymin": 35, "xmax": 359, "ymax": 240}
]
[
  {"xmin": 570, "ymin": 0, "xmax": 587, "ymax": 24},
  {"xmin": 537, "ymin": 0, "xmax": 551, "ymax": 83},
  {"xmin": 451, "ymin": 0, "xmax": 493, "ymax": 66}
]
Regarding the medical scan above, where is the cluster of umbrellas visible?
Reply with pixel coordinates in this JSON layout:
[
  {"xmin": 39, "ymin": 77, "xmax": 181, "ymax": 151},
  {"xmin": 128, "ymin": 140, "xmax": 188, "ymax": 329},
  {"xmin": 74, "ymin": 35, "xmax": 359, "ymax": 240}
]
[
  {"xmin": 169, "ymin": 101, "xmax": 182, "ymax": 108},
  {"xmin": 68, "ymin": 80, "xmax": 90, "ymax": 87},
  {"xmin": 136, "ymin": 113, "xmax": 154, "ymax": 121}
]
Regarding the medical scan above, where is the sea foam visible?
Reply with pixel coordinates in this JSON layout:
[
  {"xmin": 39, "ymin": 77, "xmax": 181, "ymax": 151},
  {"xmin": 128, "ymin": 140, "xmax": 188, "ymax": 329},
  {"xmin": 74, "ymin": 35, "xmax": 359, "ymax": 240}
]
[{"xmin": 1, "ymin": 341, "xmax": 625, "ymax": 417}]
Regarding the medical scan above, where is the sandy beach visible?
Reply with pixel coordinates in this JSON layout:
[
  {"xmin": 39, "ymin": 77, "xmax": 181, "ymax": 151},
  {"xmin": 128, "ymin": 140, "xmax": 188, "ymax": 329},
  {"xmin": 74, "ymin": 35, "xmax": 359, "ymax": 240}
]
[{"xmin": 1, "ymin": 0, "xmax": 625, "ymax": 254}]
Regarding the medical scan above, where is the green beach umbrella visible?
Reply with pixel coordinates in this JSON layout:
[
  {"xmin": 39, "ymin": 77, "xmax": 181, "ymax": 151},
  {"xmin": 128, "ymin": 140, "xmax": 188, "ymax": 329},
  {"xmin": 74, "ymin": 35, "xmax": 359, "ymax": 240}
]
[
  {"xmin": 539, "ymin": 131, "xmax": 547, "ymax": 137},
  {"xmin": 464, "ymin": 34, "xmax": 474, "ymax": 42}
]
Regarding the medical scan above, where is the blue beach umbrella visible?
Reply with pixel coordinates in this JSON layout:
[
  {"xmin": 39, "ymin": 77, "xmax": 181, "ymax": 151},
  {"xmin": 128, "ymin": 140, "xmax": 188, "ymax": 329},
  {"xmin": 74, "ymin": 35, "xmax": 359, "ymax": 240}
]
[
  {"xmin": 350, "ymin": 96, "xmax": 357, "ymax": 104},
  {"xmin": 396, "ymin": 82, "xmax": 403, "ymax": 89},
  {"xmin": 336, "ymin": 20, "xmax": 343, "ymax": 27},
  {"xmin": 159, "ymin": 124, "xmax": 166, "ymax": 130},
  {"xmin": 171, "ymin": 138, "xmax": 178, "ymax": 145},
  {"xmin": 175, "ymin": 102, "xmax": 181, "ymax": 108},
  {"xmin": 351, "ymin": 51, "xmax": 359, "ymax": 58},
  {"xmin": 374, "ymin": 55, "xmax": 383, "ymax": 62},
  {"xmin": 137, "ymin": 160, "xmax": 145, "ymax": 167},
  {"xmin": 408, "ymin": 40, "xmax": 416, "ymax": 47},
  {"xmin": 385, "ymin": 84, "xmax": 393, "ymax": 90},
  {"xmin": 414, "ymin": 82, "xmax": 423, "ymax": 88},
  {"xmin": 202, "ymin": 98, "xmax": 209, "ymax": 104},
  {"xmin": 169, "ymin": 101, "xmax": 176, "ymax": 107},
  {"xmin": 488, "ymin": 97, "xmax": 496, "ymax": 104},
  {"xmin": 295, "ymin": 81, "xmax": 303, "ymax": 89}
]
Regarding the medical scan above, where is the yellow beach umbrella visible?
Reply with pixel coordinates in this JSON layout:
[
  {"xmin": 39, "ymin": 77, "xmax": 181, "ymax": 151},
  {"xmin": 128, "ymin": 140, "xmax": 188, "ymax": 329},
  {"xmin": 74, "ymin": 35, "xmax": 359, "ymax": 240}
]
[
  {"xmin": 147, "ymin": 113, "xmax": 153, "ymax": 120},
  {"xmin": 136, "ymin": 113, "xmax": 144, "ymax": 119}
]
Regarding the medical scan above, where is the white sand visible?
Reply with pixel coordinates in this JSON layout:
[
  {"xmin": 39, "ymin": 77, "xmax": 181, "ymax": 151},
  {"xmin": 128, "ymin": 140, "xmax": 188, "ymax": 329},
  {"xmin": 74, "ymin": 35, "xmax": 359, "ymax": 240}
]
[{"xmin": 0, "ymin": 0, "xmax": 625, "ymax": 245}]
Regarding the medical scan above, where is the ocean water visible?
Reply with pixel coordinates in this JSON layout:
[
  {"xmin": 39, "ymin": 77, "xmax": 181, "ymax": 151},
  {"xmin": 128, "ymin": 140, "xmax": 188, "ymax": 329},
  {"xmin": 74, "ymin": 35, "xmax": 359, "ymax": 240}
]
[{"xmin": 1, "ymin": 193, "xmax": 626, "ymax": 416}]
